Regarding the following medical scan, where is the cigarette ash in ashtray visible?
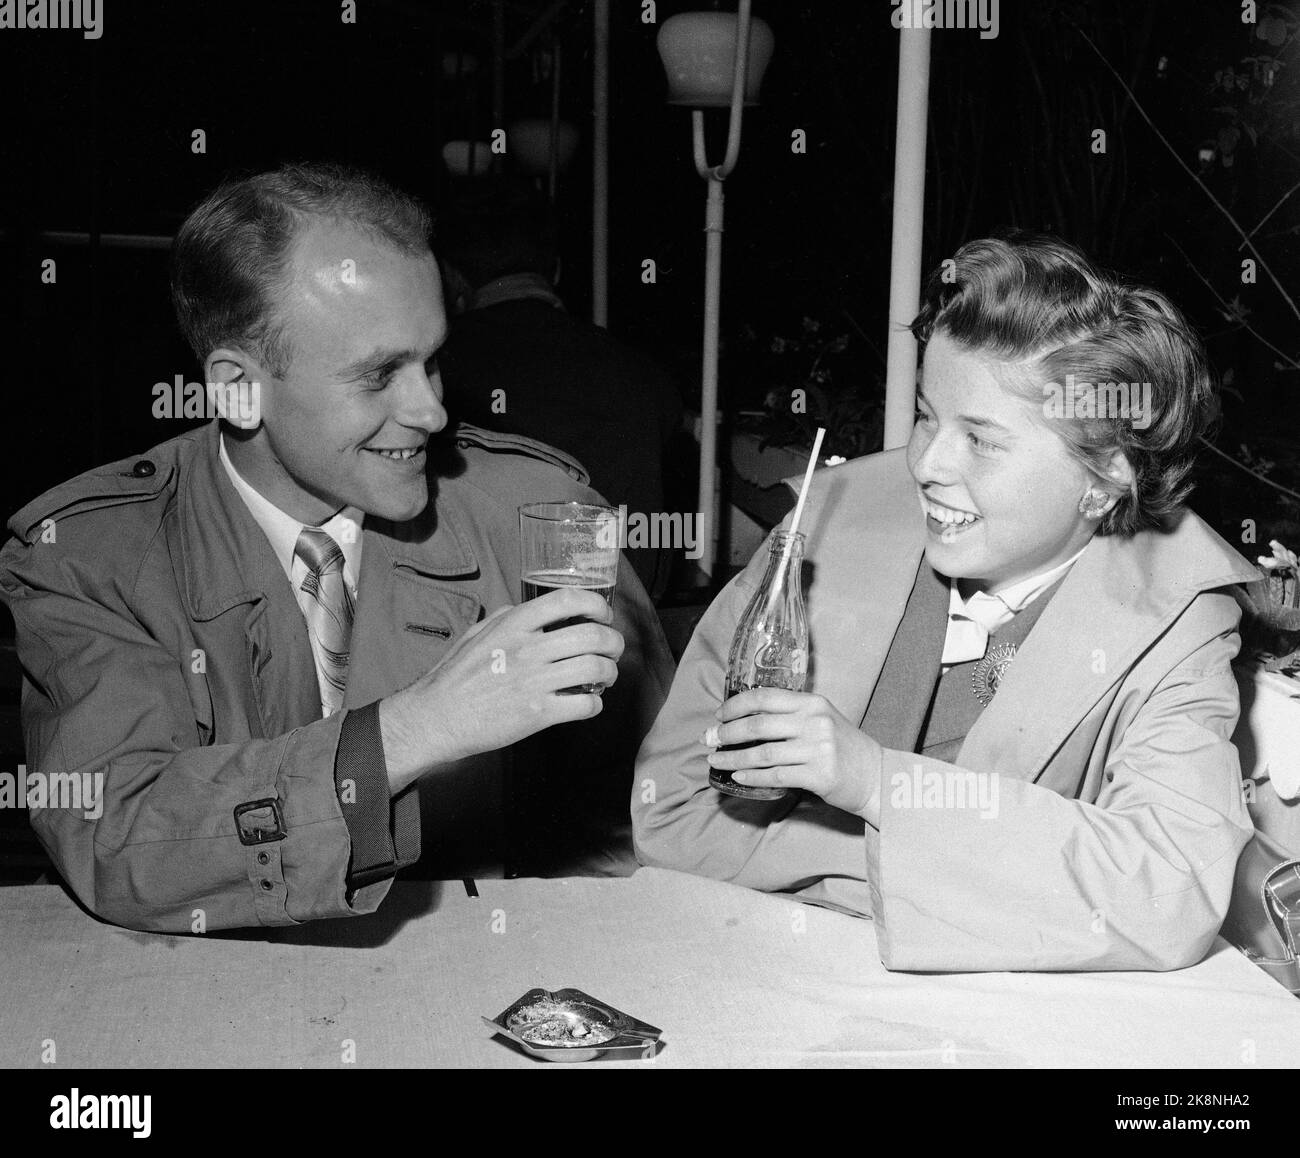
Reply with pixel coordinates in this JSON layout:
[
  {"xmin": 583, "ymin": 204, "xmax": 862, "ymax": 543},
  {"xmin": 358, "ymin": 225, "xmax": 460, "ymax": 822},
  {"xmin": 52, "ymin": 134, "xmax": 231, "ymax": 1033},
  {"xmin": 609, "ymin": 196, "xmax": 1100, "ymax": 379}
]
[{"xmin": 506, "ymin": 997, "xmax": 619, "ymax": 1047}]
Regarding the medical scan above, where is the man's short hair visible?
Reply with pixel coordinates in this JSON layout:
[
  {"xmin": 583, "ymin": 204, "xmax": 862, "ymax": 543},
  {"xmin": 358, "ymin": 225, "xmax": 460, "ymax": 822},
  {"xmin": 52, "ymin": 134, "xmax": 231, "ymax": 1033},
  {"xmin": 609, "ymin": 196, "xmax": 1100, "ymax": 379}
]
[
  {"xmin": 170, "ymin": 162, "xmax": 433, "ymax": 376},
  {"xmin": 911, "ymin": 231, "xmax": 1219, "ymax": 537}
]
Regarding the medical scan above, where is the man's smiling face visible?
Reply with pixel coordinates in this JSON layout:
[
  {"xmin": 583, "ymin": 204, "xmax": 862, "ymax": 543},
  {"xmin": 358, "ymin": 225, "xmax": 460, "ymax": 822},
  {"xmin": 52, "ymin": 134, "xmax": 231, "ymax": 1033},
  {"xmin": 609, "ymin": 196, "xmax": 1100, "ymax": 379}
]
[
  {"xmin": 905, "ymin": 331, "xmax": 1103, "ymax": 594},
  {"xmin": 234, "ymin": 217, "xmax": 449, "ymax": 525}
]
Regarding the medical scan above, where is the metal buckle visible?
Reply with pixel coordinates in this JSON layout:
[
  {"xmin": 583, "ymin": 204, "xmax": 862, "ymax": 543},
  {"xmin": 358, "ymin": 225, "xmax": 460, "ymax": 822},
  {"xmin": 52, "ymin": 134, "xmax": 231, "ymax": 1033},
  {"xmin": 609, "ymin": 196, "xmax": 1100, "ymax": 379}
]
[
  {"xmin": 234, "ymin": 798, "xmax": 287, "ymax": 845},
  {"xmin": 1265, "ymin": 862, "xmax": 1300, "ymax": 956}
]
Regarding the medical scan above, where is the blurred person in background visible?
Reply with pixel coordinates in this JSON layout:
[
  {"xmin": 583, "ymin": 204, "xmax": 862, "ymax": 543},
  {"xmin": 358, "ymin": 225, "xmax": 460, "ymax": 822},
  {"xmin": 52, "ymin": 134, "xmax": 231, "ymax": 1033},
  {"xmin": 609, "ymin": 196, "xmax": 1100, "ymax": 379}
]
[{"xmin": 436, "ymin": 178, "xmax": 685, "ymax": 602}]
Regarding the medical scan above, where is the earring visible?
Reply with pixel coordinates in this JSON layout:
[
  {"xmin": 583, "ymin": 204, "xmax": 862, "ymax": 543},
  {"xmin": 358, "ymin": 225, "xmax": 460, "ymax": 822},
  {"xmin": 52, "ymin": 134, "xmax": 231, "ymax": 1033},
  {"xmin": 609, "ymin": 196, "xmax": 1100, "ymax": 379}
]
[{"xmin": 1078, "ymin": 490, "xmax": 1110, "ymax": 518}]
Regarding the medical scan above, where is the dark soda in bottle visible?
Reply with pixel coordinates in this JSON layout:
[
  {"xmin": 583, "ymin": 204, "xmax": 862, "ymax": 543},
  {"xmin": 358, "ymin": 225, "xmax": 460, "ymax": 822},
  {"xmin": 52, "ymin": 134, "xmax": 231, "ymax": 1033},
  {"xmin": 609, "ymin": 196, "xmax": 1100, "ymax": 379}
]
[{"xmin": 710, "ymin": 530, "xmax": 808, "ymax": 801}]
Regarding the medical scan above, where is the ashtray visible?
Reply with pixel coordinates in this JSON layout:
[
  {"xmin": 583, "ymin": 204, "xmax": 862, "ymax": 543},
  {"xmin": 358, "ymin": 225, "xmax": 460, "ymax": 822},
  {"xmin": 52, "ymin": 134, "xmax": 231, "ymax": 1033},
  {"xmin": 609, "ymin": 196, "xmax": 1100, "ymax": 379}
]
[{"xmin": 483, "ymin": 988, "xmax": 663, "ymax": 1062}]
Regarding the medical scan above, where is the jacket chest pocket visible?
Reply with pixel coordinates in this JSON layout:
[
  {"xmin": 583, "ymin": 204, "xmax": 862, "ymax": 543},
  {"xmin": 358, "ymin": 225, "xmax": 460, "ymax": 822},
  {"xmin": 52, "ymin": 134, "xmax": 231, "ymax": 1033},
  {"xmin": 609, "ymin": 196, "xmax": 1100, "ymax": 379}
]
[
  {"xmin": 393, "ymin": 581, "xmax": 482, "ymax": 663},
  {"xmin": 341, "ymin": 574, "xmax": 483, "ymax": 708},
  {"xmin": 186, "ymin": 609, "xmax": 313, "ymax": 745},
  {"xmin": 404, "ymin": 621, "xmax": 453, "ymax": 640},
  {"xmin": 178, "ymin": 628, "xmax": 263, "ymax": 745},
  {"xmin": 180, "ymin": 631, "xmax": 220, "ymax": 746}
]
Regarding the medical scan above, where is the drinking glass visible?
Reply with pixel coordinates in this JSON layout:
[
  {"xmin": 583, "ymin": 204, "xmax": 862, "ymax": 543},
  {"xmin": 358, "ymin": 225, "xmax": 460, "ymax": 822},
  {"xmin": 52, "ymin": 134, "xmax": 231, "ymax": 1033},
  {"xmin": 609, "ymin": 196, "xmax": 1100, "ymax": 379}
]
[{"xmin": 519, "ymin": 502, "xmax": 622, "ymax": 694}]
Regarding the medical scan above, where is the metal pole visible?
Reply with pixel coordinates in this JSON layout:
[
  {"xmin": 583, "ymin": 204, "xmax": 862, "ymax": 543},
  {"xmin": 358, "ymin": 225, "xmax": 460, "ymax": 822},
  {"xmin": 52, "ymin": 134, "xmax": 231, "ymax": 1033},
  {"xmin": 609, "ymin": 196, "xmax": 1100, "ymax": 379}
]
[
  {"xmin": 882, "ymin": 26, "xmax": 932, "ymax": 450},
  {"xmin": 548, "ymin": 38, "xmax": 562, "ymax": 203},
  {"xmin": 698, "ymin": 171, "xmax": 725, "ymax": 580},
  {"xmin": 90, "ymin": 48, "xmax": 104, "ymax": 464},
  {"xmin": 591, "ymin": 0, "xmax": 610, "ymax": 327},
  {"xmin": 432, "ymin": 7, "xmax": 443, "ymax": 202},
  {"xmin": 466, "ymin": 47, "xmax": 481, "ymax": 179},
  {"xmin": 508, "ymin": 0, "xmax": 571, "ymax": 58},
  {"xmin": 691, "ymin": 0, "xmax": 753, "ymax": 578},
  {"xmin": 492, "ymin": 0, "xmax": 506, "ymax": 174},
  {"xmin": 39, "ymin": 231, "xmax": 172, "ymax": 249}
]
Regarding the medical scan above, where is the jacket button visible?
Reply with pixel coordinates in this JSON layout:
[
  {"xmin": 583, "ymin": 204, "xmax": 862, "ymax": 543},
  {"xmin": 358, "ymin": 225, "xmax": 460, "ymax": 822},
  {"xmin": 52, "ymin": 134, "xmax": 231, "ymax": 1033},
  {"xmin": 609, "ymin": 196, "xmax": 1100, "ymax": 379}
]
[
  {"xmin": 131, "ymin": 460, "xmax": 155, "ymax": 478},
  {"xmin": 260, "ymin": 879, "xmax": 274, "ymax": 891},
  {"xmin": 257, "ymin": 851, "xmax": 270, "ymax": 865}
]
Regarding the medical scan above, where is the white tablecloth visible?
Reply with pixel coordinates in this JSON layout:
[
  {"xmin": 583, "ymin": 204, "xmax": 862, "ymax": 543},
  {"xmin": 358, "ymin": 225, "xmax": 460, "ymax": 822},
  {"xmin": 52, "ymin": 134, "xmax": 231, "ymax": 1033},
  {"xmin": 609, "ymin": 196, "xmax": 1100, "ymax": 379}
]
[{"xmin": 1, "ymin": 868, "xmax": 1297, "ymax": 1068}]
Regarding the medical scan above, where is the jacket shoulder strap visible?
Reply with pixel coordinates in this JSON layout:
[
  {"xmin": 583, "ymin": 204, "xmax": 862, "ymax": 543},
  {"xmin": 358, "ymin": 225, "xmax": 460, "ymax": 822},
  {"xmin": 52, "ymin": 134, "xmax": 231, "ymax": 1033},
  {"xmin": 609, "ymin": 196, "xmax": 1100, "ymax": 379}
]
[{"xmin": 451, "ymin": 422, "xmax": 590, "ymax": 486}]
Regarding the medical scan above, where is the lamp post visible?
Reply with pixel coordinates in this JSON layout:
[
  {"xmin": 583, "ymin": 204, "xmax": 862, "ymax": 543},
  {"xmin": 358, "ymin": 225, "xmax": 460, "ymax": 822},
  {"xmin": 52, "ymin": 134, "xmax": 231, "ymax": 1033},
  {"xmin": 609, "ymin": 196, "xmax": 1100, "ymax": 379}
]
[
  {"xmin": 882, "ymin": 26, "xmax": 932, "ymax": 450},
  {"xmin": 658, "ymin": 1, "xmax": 775, "ymax": 580},
  {"xmin": 592, "ymin": 0, "xmax": 610, "ymax": 328}
]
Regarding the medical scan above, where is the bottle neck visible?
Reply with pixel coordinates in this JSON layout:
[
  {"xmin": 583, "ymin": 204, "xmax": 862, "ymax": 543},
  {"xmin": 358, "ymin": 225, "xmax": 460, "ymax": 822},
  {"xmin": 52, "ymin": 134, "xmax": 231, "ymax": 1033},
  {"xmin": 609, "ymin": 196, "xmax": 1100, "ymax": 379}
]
[
  {"xmin": 767, "ymin": 531, "xmax": 804, "ymax": 563},
  {"xmin": 761, "ymin": 532, "xmax": 804, "ymax": 589}
]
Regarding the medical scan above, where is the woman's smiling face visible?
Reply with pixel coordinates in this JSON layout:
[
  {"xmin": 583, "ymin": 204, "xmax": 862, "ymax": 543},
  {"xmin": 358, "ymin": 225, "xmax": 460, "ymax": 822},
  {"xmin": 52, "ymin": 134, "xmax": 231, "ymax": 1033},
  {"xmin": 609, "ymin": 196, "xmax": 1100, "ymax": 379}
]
[{"xmin": 905, "ymin": 331, "xmax": 1113, "ymax": 594}]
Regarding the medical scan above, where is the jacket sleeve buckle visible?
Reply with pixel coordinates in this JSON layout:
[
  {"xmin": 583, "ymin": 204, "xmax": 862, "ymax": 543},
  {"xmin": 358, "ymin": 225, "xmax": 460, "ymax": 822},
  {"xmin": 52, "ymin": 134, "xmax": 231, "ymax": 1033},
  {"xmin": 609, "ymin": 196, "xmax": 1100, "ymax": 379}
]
[{"xmin": 234, "ymin": 798, "xmax": 287, "ymax": 845}]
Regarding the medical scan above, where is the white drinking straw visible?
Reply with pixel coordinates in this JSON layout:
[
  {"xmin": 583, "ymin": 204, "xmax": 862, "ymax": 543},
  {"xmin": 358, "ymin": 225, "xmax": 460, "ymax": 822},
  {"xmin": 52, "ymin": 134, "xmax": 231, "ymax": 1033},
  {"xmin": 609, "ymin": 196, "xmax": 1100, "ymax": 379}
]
[
  {"xmin": 787, "ymin": 426, "xmax": 826, "ymax": 543},
  {"xmin": 761, "ymin": 426, "xmax": 825, "ymax": 622}
]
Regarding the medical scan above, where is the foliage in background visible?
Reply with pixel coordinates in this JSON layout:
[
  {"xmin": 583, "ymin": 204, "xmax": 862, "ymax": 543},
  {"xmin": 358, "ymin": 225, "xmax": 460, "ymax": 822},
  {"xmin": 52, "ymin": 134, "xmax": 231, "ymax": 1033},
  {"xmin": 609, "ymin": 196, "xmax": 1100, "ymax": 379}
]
[
  {"xmin": 732, "ymin": 314, "xmax": 884, "ymax": 462},
  {"xmin": 718, "ymin": 1, "xmax": 1300, "ymax": 655},
  {"xmin": 1236, "ymin": 539, "xmax": 1300, "ymax": 675}
]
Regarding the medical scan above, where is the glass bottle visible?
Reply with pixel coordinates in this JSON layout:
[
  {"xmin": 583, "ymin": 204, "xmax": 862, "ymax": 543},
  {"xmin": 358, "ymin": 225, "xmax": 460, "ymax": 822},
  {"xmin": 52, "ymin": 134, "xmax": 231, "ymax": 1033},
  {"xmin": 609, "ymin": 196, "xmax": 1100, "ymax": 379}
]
[{"xmin": 711, "ymin": 530, "xmax": 809, "ymax": 801}]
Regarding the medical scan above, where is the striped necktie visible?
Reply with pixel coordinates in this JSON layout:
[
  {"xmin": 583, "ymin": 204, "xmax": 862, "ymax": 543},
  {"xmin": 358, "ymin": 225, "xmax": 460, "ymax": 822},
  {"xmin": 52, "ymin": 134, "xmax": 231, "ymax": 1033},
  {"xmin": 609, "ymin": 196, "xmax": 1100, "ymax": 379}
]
[{"xmin": 295, "ymin": 527, "xmax": 354, "ymax": 715}]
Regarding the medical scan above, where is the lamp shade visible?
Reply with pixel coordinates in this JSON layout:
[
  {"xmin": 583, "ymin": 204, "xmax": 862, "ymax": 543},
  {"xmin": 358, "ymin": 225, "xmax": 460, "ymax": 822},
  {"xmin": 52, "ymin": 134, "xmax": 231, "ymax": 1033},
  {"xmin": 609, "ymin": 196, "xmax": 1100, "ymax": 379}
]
[
  {"xmin": 657, "ymin": 11, "xmax": 775, "ymax": 107},
  {"xmin": 440, "ymin": 50, "xmax": 479, "ymax": 78},
  {"xmin": 441, "ymin": 140, "xmax": 493, "ymax": 178},
  {"xmin": 508, "ymin": 119, "xmax": 580, "ymax": 175}
]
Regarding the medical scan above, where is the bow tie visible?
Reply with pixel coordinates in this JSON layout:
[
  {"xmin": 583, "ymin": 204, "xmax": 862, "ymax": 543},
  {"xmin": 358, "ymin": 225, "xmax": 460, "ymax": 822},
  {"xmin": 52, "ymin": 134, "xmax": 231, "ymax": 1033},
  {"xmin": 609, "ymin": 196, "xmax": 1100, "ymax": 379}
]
[{"xmin": 942, "ymin": 589, "xmax": 1015, "ymax": 665}]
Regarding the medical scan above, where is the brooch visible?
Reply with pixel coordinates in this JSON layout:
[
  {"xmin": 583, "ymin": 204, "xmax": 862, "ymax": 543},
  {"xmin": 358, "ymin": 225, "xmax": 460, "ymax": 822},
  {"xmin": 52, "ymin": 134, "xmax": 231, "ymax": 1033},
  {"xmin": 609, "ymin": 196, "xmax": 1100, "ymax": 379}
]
[{"xmin": 971, "ymin": 642, "xmax": 1017, "ymax": 706}]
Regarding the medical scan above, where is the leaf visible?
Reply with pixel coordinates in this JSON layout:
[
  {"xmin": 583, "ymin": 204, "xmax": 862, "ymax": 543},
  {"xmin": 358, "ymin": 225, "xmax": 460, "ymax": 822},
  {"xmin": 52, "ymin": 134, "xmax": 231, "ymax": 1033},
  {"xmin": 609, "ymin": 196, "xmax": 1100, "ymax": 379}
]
[
  {"xmin": 1262, "ymin": 16, "xmax": 1288, "ymax": 47},
  {"xmin": 1218, "ymin": 295, "xmax": 1251, "ymax": 324}
]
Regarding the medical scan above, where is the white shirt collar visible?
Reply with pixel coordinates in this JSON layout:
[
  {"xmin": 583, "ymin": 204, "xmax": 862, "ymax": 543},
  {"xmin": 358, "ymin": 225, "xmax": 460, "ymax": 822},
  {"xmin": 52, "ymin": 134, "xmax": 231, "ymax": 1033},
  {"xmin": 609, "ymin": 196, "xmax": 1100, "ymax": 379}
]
[
  {"xmin": 218, "ymin": 433, "xmax": 363, "ymax": 594},
  {"xmin": 951, "ymin": 542, "xmax": 1089, "ymax": 625},
  {"xmin": 940, "ymin": 543, "xmax": 1088, "ymax": 666}
]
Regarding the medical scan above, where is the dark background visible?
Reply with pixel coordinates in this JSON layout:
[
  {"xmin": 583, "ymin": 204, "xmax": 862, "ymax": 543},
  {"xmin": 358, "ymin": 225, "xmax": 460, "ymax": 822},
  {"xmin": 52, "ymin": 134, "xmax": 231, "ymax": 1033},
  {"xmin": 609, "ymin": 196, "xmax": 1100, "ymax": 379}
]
[
  {"xmin": 0, "ymin": 2, "xmax": 1298, "ymax": 881},
  {"xmin": 1, "ymin": 0, "xmax": 1297, "ymax": 529}
]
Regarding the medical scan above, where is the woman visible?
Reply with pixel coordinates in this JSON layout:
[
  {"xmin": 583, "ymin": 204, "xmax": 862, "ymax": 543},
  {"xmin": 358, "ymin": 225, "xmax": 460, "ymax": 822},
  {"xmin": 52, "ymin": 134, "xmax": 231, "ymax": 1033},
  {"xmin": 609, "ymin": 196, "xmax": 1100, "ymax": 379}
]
[{"xmin": 632, "ymin": 234, "xmax": 1260, "ymax": 972}]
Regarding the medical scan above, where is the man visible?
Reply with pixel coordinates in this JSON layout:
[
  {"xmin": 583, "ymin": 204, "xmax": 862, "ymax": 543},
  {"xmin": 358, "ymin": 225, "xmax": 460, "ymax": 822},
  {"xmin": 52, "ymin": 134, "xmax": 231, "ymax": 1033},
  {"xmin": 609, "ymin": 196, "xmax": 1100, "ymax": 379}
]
[
  {"xmin": 0, "ymin": 163, "xmax": 674, "ymax": 933},
  {"xmin": 436, "ymin": 180, "xmax": 685, "ymax": 601}
]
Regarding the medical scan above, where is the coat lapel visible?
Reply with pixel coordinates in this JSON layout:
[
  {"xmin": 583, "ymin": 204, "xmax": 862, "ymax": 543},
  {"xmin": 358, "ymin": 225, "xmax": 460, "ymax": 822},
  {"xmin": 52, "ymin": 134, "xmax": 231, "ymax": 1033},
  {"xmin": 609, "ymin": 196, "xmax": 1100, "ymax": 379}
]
[
  {"xmin": 960, "ymin": 509, "xmax": 1261, "ymax": 782},
  {"xmin": 343, "ymin": 490, "xmax": 486, "ymax": 710},
  {"xmin": 179, "ymin": 422, "xmax": 494, "ymax": 730},
  {"xmin": 794, "ymin": 449, "xmax": 928, "ymax": 728},
  {"xmin": 179, "ymin": 422, "xmax": 319, "ymax": 736},
  {"xmin": 786, "ymin": 450, "xmax": 1261, "ymax": 785}
]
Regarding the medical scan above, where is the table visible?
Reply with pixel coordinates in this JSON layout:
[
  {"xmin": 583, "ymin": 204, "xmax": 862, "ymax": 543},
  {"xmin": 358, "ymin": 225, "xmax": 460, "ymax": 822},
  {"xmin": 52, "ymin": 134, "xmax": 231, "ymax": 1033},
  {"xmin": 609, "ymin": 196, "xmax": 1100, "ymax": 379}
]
[{"xmin": 2, "ymin": 868, "xmax": 1298, "ymax": 1068}]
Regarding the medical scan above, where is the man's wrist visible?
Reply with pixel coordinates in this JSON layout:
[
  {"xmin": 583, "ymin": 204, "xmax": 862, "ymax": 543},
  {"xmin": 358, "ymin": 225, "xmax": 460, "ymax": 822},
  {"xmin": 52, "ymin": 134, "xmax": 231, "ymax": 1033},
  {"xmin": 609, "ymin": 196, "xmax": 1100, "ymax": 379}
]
[{"xmin": 378, "ymin": 691, "xmax": 429, "ymax": 794}]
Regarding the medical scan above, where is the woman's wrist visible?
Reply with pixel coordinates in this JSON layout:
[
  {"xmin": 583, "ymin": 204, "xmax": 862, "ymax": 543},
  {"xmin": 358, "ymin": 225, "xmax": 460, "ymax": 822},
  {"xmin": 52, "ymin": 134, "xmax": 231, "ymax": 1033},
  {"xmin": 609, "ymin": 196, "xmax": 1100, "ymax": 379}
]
[{"xmin": 855, "ymin": 734, "xmax": 884, "ymax": 827}]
